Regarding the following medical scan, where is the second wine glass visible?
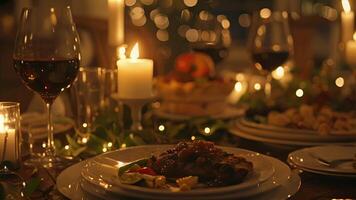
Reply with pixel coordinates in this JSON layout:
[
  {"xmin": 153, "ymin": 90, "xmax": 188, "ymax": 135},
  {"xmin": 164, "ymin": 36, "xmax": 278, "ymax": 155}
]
[
  {"xmin": 249, "ymin": 9, "xmax": 293, "ymax": 98},
  {"xmin": 13, "ymin": 4, "xmax": 80, "ymax": 168}
]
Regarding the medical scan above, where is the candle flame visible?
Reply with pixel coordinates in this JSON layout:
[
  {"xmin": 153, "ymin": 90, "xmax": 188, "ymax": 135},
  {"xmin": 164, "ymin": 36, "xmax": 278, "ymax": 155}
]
[
  {"xmin": 353, "ymin": 32, "xmax": 356, "ymax": 40},
  {"xmin": 342, "ymin": 0, "xmax": 351, "ymax": 13},
  {"xmin": 130, "ymin": 42, "xmax": 139, "ymax": 59}
]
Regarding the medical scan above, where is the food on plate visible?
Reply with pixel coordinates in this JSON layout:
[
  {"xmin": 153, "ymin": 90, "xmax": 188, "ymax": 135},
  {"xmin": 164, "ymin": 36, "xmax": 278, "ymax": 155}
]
[
  {"xmin": 266, "ymin": 104, "xmax": 356, "ymax": 134},
  {"xmin": 155, "ymin": 52, "xmax": 234, "ymax": 116},
  {"xmin": 118, "ymin": 140, "xmax": 253, "ymax": 191}
]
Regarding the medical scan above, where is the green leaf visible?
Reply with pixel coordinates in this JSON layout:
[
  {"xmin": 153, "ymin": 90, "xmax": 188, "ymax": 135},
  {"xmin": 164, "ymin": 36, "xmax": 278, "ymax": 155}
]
[
  {"xmin": 23, "ymin": 177, "xmax": 40, "ymax": 196},
  {"xmin": 72, "ymin": 146, "xmax": 87, "ymax": 157},
  {"xmin": 66, "ymin": 134, "xmax": 81, "ymax": 149}
]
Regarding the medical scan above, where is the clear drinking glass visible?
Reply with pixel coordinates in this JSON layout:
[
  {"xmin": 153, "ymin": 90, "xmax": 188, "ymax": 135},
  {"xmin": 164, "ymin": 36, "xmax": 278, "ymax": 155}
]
[
  {"xmin": 13, "ymin": 4, "xmax": 80, "ymax": 168},
  {"xmin": 249, "ymin": 10, "xmax": 293, "ymax": 98},
  {"xmin": 72, "ymin": 67, "xmax": 105, "ymax": 134}
]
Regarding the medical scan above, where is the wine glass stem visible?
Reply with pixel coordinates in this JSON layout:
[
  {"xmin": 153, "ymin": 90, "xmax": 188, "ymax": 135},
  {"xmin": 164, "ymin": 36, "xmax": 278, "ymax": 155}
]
[
  {"xmin": 130, "ymin": 103, "xmax": 143, "ymax": 131},
  {"xmin": 265, "ymin": 74, "xmax": 272, "ymax": 98},
  {"xmin": 46, "ymin": 103, "xmax": 55, "ymax": 156}
]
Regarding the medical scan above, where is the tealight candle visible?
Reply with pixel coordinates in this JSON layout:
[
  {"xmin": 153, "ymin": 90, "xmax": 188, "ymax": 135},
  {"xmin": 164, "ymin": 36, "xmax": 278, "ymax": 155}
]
[
  {"xmin": 341, "ymin": 0, "xmax": 354, "ymax": 43},
  {"xmin": 117, "ymin": 43, "xmax": 153, "ymax": 99},
  {"xmin": 0, "ymin": 102, "xmax": 21, "ymax": 169},
  {"xmin": 0, "ymin": 114, "xmax": 17, "ymax": 164}
]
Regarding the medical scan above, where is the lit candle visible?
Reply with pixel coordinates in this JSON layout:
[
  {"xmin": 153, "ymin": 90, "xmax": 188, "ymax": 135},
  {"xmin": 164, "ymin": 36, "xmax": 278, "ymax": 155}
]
[
  {"xmin": 341, "ymin": 0, "xmax": 354, "ymax": 43},
  {"xmin": 346, "ymin": 32, "xmax": 356, "ymax": 66},
  {"xmin": 117, "ymin": 43, "xmax": 154, "ymax": 99},
  {"xmin": 0, "ymin": 114, "xmax": 17, "ymax": 164},
  {"xmin": 108, "ymin": 0, "xmax": 125, "ymax": 46}
]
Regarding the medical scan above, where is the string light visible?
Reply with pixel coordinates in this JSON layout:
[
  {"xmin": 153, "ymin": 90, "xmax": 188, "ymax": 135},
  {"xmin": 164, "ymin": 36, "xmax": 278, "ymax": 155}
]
[
  {"xmin": 254, "ymin": 83, "xmax": 262, "ymax": 91},
  {"xmin": 158, "ymin": 124, "xmax": 165, "ymax": 132},
  {"xmin": 82, "ymin": 137, "xmax": 88, "ymax": 144},
  {"xmin": 108, "ymin": 142, "xmax": 113, "ymax": 148},
  {"xmin": 296, "ymin": 89, "xmax": 304, "ymax": 97},
  {"xmin": 42, "ymin": 142, "xmax": 46, "ymax": 148},
  {"xmin": 121, "ymin": 143, "xmax": 127, "ymax": 148},
  {"xmin": 82, "ymin": 123, "xmax": 87, "ymax": 128},
  {"xmin": 102, "ymin": 147, "xmax": 108, "ymax": 152},
  {"xmin": 65, "ymin": 145, "xmax": 70, "ymax": 150},
  {"xmin": 335, "ymin": 77, "xmax": 345, "ymax": 87},
  {"xmin": 191, "ymin": 136, "xmax": 196, "ymax": 140},
  {"xmin": 204, "ymin": 127, "xmax": 211, "ymax": 134}
]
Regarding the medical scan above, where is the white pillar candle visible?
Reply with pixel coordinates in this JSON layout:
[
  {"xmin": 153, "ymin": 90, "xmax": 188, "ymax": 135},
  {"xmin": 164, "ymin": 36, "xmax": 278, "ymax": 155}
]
[
  {"xmin": 108, "ymin": 0, "xmax": 125, "ymax": 46},
  {"xmin": 117, "ymin": 43, "xmax": 153, "ymax": 99},
  {"xmin": 346, "ymin": 33, "xmax": 356, "ymax": 66},
  {"xmin": 341, "ymin": 0, "xmax": 354, "ymax": 43},
  {"xmin": 0, "ymin": 115, "xmax": 17, "ymax": 163}
]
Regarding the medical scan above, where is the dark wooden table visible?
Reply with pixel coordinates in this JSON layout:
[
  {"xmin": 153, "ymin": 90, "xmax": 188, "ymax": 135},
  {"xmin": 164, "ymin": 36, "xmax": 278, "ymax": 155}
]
[{"xmin": 3, "ymin": 134, "xmax": 356, "ymax": 200}]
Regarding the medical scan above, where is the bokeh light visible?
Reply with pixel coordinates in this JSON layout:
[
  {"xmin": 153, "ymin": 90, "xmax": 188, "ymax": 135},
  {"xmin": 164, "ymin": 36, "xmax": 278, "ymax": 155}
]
[
  {"xmin": 156, "ymin": 29, "xmax": 169, "ymax": 41},
  {"xmin": 184, "ymin": 0, "xmax": 198, "ymax": 7},
  {"xmin": 125, "ymin": 0, "xmax": 136, "ymax": 6},
  {"xmin": 335, "ymin": 77, "xmax": 345, "ymax": 87},
  {"xmin": 238, "ymin": 13, "xmax": 251, "ymax": 27},
  {"xmin": 154, "ymin": 14, "xmax": 169, "ymax": 29},
  {"xmin": 260, "ymin": 8, "xmax": 271, "ymax": 19},
  {"xmin": 186, "ymin": 28, "xmax": 199, "ymax": 42},
  {"xmin": 296, "ymin": 89, "xmax": 304, "ymax": 97}
]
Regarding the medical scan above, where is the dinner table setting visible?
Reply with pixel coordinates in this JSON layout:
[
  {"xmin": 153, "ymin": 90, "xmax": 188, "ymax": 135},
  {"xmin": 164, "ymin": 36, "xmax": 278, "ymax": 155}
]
[{"xmin": 0, "ymin": 0, "xmax": 356, "ymax": 200}]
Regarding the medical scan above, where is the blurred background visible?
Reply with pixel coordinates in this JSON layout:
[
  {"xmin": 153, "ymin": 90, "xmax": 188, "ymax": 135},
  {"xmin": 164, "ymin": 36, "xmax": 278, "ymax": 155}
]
[{"xmin": 0, "ymin": 0, "xmax": 352, "ymax": 112}]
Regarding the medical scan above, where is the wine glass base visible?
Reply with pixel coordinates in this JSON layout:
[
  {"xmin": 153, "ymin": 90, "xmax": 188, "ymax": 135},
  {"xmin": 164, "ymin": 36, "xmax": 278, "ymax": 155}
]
[{"xmin": 24, "ymin": 154, "xmax": 79, "ymax": 169}]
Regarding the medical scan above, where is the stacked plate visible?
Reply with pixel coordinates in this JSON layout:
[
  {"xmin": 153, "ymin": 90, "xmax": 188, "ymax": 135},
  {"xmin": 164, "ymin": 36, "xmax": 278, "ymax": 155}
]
[
  {"xmin": 230, "ymin": 119, "xmax": 356, "ymax": 146},
  {"xmin": 153, "ymin": 106, "xmax": 245, "ymax": 121},
  {"xmin": 288, "ymin": 145, "xmax": 356, "ymax": 178},
  {"xmin": 57, "ymin": 145, "xmax": 301, "ymax": 200}
]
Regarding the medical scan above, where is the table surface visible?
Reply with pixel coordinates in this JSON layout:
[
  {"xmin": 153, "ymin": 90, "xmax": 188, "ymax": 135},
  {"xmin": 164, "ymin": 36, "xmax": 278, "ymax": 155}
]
[{"xmin": 5, "ymin": 133, "xmax": 356, "ymax": 200}]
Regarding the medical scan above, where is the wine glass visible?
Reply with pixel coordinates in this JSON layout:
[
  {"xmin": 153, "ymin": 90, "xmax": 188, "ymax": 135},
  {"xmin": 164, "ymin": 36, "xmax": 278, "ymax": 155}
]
[
  {"xmin": 13, "ymin": 5, "xmax": 80, "ymax": 168},
  {"xmin": 191, "ymin": 11, "xmax": 231, "ymax": 64},
  {"xmin": 249, "ymin": 9, "xmax": 293, "ymax": 98}
]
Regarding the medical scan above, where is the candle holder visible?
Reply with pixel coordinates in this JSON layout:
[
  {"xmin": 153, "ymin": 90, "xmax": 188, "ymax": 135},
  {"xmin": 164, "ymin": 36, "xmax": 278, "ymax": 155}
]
[
  {"xmin": 0, "ymin": 102, "xmax": 21, "ymax": 175},
  {"xmin": 112, "ymin": 94, "xmax": 152, "ymax": 131}
]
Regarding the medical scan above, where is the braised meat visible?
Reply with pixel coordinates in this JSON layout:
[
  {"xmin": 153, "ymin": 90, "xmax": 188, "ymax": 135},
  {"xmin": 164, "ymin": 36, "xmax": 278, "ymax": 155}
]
[{"xmin": 147, "ymin": 140, "xmax": 253, "ymax": 186}]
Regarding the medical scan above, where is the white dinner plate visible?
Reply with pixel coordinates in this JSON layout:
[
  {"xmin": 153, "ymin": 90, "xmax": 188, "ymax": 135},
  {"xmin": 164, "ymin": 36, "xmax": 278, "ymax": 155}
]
[
  {"xmin": 230, "ymin": 126, "xmax": 356, "ymax": 147},
  {"xmin": 236, "ymin": 121, "xmax": 356, "ymax": 143},
  {"xmin": 153, "ymin": 106, "xmax": 245, "ymax": 121},
  {"xmin": 79, "ymin": 145, "xmax": 292, "ymax": 199},
  {"xmin": 240, "ymin": 119, "xmax": 356, "ymax": 136},
  {"xmin": 21, "ymin": 112, "xmax": 73, "ymax": 139},
  {"xmin": 288, "ymin": 145, "xmax": 356, "ymax": 176},
  {"xmin": 57, "ymin": 155, "xmax": 300, "ymax": 200},
  {"xmin": 81, "ymin": 147, "xmax": 275, "ymax": 196}
]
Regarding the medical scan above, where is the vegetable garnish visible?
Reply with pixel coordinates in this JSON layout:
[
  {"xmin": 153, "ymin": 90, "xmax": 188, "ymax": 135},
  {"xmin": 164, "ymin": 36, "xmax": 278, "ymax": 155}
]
[{"xmin": 118, "ymin": 158, "xmax": 148, "ymax": 176}]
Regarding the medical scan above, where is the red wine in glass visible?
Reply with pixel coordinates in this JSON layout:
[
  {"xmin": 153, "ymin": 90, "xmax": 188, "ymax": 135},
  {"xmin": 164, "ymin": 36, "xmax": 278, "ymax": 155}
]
[
  {"xmin": 252, "ymin": 50, "xmax": 289, "ymax": 72},
  {"xmin": 13, "ymin": 58, "xmax": 79, "ymax": 104}
]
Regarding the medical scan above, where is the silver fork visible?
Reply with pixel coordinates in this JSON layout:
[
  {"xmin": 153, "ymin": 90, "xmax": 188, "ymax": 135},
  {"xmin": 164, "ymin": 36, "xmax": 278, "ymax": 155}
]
[{"xmin": 309, "ymin": 153, "xmax": 356, "ymax": 168}]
